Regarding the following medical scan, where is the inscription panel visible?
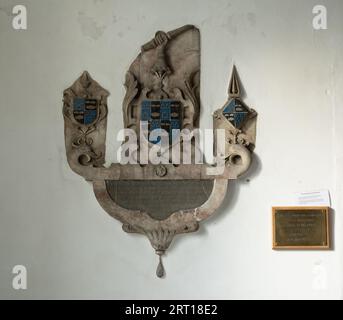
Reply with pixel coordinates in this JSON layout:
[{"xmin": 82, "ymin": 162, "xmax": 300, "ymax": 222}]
[{"xmin": 272, "ymin": 207, "xmax": 330, "ymax": 249}]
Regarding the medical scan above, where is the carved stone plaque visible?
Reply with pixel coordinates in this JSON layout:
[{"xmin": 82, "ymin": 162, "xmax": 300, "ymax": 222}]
[
  {"xmin": 62, "ymin": 25, "xmax": 259, "ymax": 277},
  {"xmin": 272, "ymin": 207, "xmax": 330, "ymax": 249}
]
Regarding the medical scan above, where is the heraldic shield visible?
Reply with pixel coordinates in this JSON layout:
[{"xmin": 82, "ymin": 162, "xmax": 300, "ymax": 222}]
[
  {"xmin": 140, "ymin": 99, "xmax": 182, "ymax": 144},
  {"xmin": 73, "ymin": 98, "xmax": 99, "ymax": 126}
]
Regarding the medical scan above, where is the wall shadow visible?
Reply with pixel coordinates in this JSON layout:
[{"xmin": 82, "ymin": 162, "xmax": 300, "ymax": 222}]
[{"xmin": 168, "ymin": 153, "xmax": 262, "ymax": 252}]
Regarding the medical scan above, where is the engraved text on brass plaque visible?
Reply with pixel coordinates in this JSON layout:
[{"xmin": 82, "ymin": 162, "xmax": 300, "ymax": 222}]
[{"xmin": 272, "ymin": 207, "xmax": 330, "ymax": 249}]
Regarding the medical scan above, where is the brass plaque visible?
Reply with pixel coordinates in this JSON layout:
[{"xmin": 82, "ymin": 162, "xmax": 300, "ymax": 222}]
[{"xmin": 272, "ymin": 207, "xmax": 330, "ymax": 249}]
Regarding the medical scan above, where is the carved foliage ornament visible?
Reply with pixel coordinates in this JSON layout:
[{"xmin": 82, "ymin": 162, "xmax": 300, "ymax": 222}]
[{"xmin": 62, "ymin": 25, "xmax": 258, "ymax": 278}]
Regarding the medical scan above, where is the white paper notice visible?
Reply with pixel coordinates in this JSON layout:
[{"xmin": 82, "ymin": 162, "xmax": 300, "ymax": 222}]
[{"xmin": 293, "ymin": 189, "xmax": 331, "ymax": 207}]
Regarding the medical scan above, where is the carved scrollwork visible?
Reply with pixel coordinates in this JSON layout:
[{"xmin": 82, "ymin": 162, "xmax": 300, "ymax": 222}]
[
  {"xmin": 184, "ymin": 70, "xmax": 200, "ymax": 126},
  {"xmin": 122, "ymin": 71, "xmax": 139, "ymax": 129}
]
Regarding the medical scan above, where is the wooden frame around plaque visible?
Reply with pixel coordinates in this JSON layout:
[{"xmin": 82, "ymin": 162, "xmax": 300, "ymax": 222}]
[{"xmin": 272, "ymin": 207, "xmax": 330, "ymax": 250}]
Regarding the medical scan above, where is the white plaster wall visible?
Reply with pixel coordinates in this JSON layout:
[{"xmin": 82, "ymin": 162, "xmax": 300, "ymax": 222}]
[{"xmin": 0, "ymin": 0, "xmax": 342, "ymax": 299}]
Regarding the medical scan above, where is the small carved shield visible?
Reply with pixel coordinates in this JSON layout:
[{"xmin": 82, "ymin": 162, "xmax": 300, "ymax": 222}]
[
  {"xmin": 222, "ymin": 98, "xmax": 250, "ymax": 129},
  {"xmin": 73, "ymin": 98, "xmax": 99, "ymax": 126}
]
